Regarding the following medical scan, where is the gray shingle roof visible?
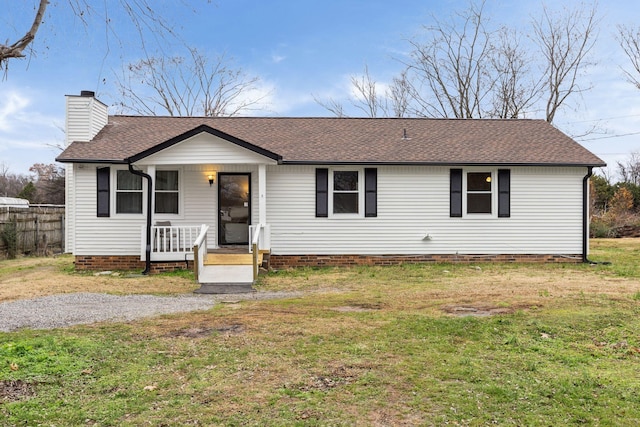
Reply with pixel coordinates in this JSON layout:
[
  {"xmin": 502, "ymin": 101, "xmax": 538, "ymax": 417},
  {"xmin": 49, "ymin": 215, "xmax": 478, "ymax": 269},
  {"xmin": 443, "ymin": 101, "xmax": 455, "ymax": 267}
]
[{"xmin": 56, "ymin": 116, "xmax": 605, "ymax": 167}]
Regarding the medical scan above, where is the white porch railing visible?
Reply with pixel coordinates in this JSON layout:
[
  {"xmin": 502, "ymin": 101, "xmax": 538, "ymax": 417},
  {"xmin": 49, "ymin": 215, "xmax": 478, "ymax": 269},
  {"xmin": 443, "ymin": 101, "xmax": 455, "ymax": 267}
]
[
  {"xmin": 192, "ymin": 224, "xmax": 209, "ymax": 281},
  {"xmin": 249, "ymin": 223, "xmax": 272, "ymax": 280},
  {"xmin": 149, "ymin": 224, "xmax": 201, "ymax": 261}
]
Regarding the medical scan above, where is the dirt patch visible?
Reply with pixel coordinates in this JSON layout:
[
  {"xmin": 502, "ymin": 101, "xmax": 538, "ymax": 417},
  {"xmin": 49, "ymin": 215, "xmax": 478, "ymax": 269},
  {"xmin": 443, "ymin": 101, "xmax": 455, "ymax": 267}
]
[
  {"xmin": 297, "ymin": 364, "xmax": 368, "ymax": 392},
  {"xmin": 0, "ymin": 380, "xmax": 36, "ymax": 402},
  {"xmin": 165, "ymin": 323, "xmax": 244, "ymax": 338},
  {"xmin": 441, "ymin": 303, "xmax": 526, "ymax": 317},
  {"xmin": 332, "ymin": 306, "xmax": 371, "ymax": 312},
  {"xmin": 332, "ymin": 302, "xmax": 384, "ymax": 312},
  {"xmin": 215, "ymin": 323, "xmax": 245, "ymax": 335}
]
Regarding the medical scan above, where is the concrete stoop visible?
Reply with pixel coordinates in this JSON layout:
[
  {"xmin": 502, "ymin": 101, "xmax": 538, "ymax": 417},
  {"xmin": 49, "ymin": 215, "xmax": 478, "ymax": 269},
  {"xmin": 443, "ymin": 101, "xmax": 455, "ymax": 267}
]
[{"xmin": 195, "ymin": 264, "xmax": 254, "ymax": 294}]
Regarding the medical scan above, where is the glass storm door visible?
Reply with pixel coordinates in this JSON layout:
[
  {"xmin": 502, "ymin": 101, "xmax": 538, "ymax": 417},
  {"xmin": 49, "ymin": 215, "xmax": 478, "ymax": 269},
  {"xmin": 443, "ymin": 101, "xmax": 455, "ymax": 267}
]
[{"xmin": 218, "ymin": 173, "xmax": 251, "ymax": 245}]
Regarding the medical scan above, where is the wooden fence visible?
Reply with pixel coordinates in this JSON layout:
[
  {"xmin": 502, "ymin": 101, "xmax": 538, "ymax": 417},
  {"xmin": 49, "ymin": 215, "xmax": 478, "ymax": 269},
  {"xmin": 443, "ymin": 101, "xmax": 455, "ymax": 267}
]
[{"xmin": 0, "ymin": 205, "xmax": 65, "ymax": 259}]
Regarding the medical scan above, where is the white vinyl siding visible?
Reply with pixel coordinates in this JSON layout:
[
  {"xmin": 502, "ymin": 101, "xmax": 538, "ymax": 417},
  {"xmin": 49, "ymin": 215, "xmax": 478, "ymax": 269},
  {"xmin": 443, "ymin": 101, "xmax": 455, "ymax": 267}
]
[
  {"xmin": 74, "ymin": 166, "xmax": 143, "ymax": 256},
  {"xmin": 65, "ymin": 95, "xmax": 108, "ymax": 144},
  {"xmin": 72, "ymin": 164, "xmax": 260, "ymax": 256},
  {"xmin": 136, "ymin": 132, "xmax": 278, "ymax": 165},
  {"xmin": 266, "ymin": 165, "xmax": 586, "ymax": 255},
  {"xmin": 70, "ymin": 162, "xmax": 586, "ymax": 258},
  {"xmin": 64, "ymin": 164, "xmax": 76, "ymax": 253}
]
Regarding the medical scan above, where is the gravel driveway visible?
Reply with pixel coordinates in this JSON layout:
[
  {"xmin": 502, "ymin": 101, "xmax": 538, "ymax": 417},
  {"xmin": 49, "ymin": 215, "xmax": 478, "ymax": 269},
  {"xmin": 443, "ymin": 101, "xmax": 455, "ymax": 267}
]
[{"xmin": 0, "ymin": 291, "xmax": 301, "ymax": 332}]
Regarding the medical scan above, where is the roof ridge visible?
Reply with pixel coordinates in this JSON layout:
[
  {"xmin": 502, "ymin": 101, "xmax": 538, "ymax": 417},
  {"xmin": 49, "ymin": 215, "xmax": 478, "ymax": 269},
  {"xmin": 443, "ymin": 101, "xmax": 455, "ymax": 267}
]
[{"xmin": 109, "ymin": 115, "xmax": 545, "ymax": 122}]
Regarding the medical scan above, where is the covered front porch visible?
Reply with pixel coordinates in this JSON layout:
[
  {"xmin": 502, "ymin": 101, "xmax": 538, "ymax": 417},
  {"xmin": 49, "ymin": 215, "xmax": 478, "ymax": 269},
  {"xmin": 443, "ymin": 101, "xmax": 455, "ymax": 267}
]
[{"xmin": 137, "ymin": 161, "xmax": 272, "ymax": 292}]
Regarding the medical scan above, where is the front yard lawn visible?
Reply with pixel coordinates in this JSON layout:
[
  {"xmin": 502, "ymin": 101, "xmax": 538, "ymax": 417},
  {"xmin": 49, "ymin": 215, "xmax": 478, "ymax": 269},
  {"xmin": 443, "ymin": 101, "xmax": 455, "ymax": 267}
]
[{"xmin": 1, "ymin": 239, "xmax": 639, "ymax": 425}]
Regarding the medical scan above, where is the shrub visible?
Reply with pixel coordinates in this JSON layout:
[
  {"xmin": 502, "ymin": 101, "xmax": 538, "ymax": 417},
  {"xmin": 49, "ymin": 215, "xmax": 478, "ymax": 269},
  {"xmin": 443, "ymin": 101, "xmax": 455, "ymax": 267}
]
[{"xmin": 1, "ymin": 220, "xmax": 18, "ymax": 259}]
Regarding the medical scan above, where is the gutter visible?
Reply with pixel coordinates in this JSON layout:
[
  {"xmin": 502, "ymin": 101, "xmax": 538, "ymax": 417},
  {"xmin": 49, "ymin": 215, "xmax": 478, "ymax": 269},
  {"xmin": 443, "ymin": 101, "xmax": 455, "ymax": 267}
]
[
  {"xmin": 582, "ymin": 168, "xmax": 610, "ymax": 265},
  {"xmin": 582, "ymin": 167, "xmax": 593, "ymax": 263},
  {"xmin": 128, "ymin": 162, "xmax": 152, "ymax": 275}
]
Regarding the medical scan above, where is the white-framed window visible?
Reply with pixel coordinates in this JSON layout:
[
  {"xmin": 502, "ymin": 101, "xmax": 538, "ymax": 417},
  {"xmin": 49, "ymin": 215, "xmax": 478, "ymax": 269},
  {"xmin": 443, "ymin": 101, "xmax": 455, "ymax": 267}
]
[
  {"xmin": 330, "ymin": 169, "xmax": 363, "ymax": 216},
  {"xmin": 450, "ymin": 168, "xmax": 510, "ymax": 218},
  {"xmin": 115, "ymin": 169, "xmax": 143, "ymax": 214},
  {"xmin": 466, "ymin": 171, "xmax": 493, "ymax": 214},
  {"xmin": 154, "ymin": 170, "xmax": 180, "ymax": 215}
]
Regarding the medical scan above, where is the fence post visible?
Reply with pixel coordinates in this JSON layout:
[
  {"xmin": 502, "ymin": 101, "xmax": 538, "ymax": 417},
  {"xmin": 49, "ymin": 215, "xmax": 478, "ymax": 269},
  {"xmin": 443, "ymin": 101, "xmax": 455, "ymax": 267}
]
[
  {"xmin": 61, "ymin": 214, "xmax": 65, "ymax": 253},
  {"xmin": 35, "ymin": 216, "xmax": 39, "ymax": 254}
]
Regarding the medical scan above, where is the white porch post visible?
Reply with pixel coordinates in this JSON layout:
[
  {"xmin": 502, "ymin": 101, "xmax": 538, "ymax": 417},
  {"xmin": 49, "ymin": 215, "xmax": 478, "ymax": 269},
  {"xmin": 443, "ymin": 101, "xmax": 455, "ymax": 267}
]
[{"xmin": 258, "ymin": 164, "xmax": 266, "ymax": 225}]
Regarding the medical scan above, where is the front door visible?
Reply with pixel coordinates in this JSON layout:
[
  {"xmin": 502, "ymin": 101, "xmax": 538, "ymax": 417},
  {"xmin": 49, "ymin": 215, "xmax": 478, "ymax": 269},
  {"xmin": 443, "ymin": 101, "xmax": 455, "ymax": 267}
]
[{"xmin": 218, "ymin": 173, "xmax": 251, "ymax": 245}]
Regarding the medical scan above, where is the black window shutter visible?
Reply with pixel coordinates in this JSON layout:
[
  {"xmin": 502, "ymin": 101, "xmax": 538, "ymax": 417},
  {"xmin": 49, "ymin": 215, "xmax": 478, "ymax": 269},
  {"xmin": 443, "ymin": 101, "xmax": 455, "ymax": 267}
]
[
  {"xmin": 97, "ymin": 167, "xmax": 110, "ymax": 217},
  {"xmin": 364, "ymin": 168, "xmax": 377, "ymax": 217},
  {"xmin": 498, "ymin": 169, "xmax": 511, "ymax": 218},
  {"xmin": 450, "ymin": 169, "xmax": 463, "ymax": 217},
  {"xmin": 316, "ymin": 168, "xmax": 328, "ymax": 217}
]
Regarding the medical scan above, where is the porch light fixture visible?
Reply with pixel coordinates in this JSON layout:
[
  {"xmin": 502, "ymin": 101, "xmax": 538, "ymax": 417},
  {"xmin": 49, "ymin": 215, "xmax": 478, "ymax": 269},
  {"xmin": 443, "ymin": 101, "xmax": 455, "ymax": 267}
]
[{"xmin": 208, "ymin": 174, "xmax": 215, "ymax": 186}]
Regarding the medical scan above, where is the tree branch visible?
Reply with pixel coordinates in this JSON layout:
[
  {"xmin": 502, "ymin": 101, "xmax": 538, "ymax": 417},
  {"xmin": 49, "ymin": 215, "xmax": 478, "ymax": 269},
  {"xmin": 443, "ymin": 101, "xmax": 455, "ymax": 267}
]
[{"xmin": 0, "ymin": 0, "xmax": 49, "ymax": 69}]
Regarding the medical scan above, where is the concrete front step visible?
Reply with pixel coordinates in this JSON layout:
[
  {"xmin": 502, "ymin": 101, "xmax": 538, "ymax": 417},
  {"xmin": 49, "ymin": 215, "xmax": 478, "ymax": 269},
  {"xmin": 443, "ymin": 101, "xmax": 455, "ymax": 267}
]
[
  {"xmin": 199, "ymin": 264, "xmax": 253, "ymax": 283},
  {"xmin": 194, "ymin": 283, "xmax": 254, "ymax": 294}
]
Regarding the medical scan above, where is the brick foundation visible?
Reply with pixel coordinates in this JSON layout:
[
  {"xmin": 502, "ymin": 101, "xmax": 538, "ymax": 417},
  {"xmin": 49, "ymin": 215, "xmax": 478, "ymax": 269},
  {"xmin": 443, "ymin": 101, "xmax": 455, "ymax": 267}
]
[
  {"xmin": 269, "ymin": 253, "xmax": 583, "ymax": 269},
  {"xmin": 75, "ymin": 256, "xmax": 192, "ymax": 274},
  {"xmin": 75, "ymin": 253, "xmax": 582, "ymax": 274}
]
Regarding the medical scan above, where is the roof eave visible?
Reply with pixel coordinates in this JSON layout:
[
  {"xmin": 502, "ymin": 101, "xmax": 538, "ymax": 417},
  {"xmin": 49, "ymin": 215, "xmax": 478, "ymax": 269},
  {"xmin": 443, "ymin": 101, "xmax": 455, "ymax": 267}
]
[
  {"xmin": 280, "ymin": 160, "xmax": 607, "ymax": 167},
  {"xmin": 55, "ymin": 157, "xmax": 128, "ymax": 164}
]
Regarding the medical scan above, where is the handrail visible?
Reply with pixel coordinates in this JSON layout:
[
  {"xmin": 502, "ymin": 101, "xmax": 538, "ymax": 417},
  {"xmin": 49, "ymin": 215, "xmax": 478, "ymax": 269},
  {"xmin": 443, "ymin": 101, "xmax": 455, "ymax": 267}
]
[
  {"xmin": 251, "ymin": 223, "xmax": 263, "ymax": 281},
  {"xmin": 193, "ymin": 224, "xmax": 209, "ymax": 281},
  {"xmin": 152, "ymin": 225, "xmax": 201, "ymax": 253}
]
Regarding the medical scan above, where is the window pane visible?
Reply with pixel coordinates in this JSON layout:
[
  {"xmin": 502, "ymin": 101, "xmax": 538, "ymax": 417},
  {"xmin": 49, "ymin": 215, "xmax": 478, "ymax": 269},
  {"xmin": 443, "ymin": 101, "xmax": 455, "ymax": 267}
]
[
  {"xmin": 467, "ymin": 193, "xmax": 492, "ymax": 214},
  {"xmin": 334, "ymin": 171, "xmax": 358, "ymax": 191},
  {"xmin": 156, "ymin": 170, "xmax": 178, "ymax": 191},
  {"xmin": 117, "ymin": 170, "xmax": 142, "ymax": 190},
  {"xmin": 116, "ymin": 192, "xmax": 143, "ymax": 214},
  {"xmin": 334, "ymin": 193, "xmax": 359, "ymax": 214},
  {"xmin": 155, "ymin": 193, "xmax": 178, "ymax": 214},
  {"xmin": 467, "ymin": 172, "xmax": 491, "ymax": 191}
]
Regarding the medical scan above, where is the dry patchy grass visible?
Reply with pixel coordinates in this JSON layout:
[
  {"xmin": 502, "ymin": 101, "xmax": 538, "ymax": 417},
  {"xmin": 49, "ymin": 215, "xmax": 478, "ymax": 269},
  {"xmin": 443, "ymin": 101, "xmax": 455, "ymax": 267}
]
[
  {"xmin": 0, "ymin": 254, "xmax": 198, "ymax": 302},
  {"xmin": 2, "ymin": 239, "xmax": 640, "ymax": 425},
  {"xmin": 1, "ymin": 239, "xmax": 639, "ymax": 310}
]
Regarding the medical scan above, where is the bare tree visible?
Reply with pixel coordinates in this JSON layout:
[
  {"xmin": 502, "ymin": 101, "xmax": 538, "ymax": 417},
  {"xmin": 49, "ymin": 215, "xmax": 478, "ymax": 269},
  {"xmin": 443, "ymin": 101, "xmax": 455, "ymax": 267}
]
[
  {"xmin": 0, "ymin": 162, "xmax": 30, "ymax": 198},
  {"xmin": 314, "ymin": 66, "xmax": 412, "ymax": 118},
  {"xmin": 618, "ymin": 24, "xmax": 640, "ymax": 90},
  {"xmin": 388, "ymin": 70, "xmax": 413, "ymax": 118},
  {"xmin": 1, "ymin": 1, "xmax": 211, "ymax": 74},
  {"xmin": 406, "ymin": 0, "xmax": 495, "ymax": 118},
  {"xmin": 617, "ymin": 151, "xmax": 640, "ymax": 185},
  {"xmin": 531, "ymin": 2, "xmax": 599, "ymax": 123},
  {"xmin": 488, "ymin": 27, "xmax": 542, "ymax": 119},
  {"xmin": 350, "ymin": 65, "xmax": 384, "ymax": 118},
  {"xmin": 29, "ymin": 163, "xmax": 65, "ymax": 204},
  {"xmin": 313, "ymin": 95, "xmax": 347, "ymax": 117},
  {"xmin": 114, "ymin": 48, "xmax": 266, "ymax": 117}
]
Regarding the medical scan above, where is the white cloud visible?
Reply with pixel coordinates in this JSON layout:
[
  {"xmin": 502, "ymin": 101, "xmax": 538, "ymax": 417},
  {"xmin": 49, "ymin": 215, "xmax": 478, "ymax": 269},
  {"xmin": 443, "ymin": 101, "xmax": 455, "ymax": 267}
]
[
  {"xmin": 271, "ymin": 54, "xmax": 286, "ymax": 64},
  {"xmin": 0, "ymin": 89, "xmax": 65, "ymax": 174},
  {"xmin": 0, "ymin": 91, "xmax": 30, "ymax": 131}
]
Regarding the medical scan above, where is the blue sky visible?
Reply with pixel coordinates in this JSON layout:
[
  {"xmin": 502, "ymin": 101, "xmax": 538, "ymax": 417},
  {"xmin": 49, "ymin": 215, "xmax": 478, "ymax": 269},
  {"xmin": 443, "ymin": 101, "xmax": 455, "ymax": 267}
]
[{"xmin": 1, "ymin": 0, "xmax": 640, "ymax": 177}]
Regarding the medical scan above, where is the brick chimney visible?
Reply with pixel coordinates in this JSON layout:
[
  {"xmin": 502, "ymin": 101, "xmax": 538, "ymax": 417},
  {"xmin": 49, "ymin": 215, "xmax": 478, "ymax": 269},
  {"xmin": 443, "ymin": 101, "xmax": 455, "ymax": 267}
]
[{"xmin": 65, "ymin": 90, "xmax": 108, "ymax": 145}]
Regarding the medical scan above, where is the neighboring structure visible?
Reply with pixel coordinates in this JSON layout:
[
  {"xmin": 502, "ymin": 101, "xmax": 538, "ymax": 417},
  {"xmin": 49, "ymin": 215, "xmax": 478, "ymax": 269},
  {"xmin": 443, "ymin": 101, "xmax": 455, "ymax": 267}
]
[
  {"xmin": 0, "ymin": 197, "xmax": 29, "ymax": 209},
  {"xmin": 57, "ymin": 91, "xmax": 605, "ymax": 281}
]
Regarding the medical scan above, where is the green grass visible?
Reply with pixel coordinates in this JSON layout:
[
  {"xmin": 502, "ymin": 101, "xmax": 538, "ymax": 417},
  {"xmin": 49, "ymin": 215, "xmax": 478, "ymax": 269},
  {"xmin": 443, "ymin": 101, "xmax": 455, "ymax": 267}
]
[{"xmin": 1, "ymin": 239, "xmax": 640, "ymax": 425}]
